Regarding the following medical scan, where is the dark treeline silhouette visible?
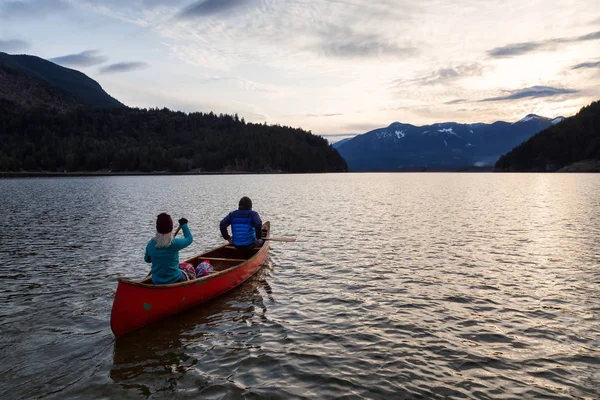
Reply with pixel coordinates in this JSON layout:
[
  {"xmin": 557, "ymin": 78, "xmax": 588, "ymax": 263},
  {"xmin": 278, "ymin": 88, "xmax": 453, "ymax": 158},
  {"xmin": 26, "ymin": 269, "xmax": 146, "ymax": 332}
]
[
  {"xmin": 0, "ymin": 100, "xmax": 348, "ymax": 173},
  {"xmin": 495, "ymin": 100, "xmax": 600, "ymax": 172}
]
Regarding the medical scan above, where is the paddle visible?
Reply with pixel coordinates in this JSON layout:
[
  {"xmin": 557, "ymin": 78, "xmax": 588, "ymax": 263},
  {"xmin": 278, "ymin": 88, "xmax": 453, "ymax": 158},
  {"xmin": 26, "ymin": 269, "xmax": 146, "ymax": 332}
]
[
  {"xmin": 264, "ymin": 237, "xmax": 296, "ymax": 242},
  {"xmin": 173, "ymin": 225, "xmax": 182, "ymax": 237}
]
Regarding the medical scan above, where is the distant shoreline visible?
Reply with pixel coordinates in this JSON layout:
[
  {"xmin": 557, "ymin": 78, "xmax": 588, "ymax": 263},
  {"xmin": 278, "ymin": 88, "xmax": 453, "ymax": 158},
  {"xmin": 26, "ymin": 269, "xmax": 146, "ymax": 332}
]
[
  {"xmin": 0, "ymin": 170, "xmax": 284, "ymax": 178},
  {"xmin": 2, "ymin": 164, "xmax": 597, "ymax": 177},
  {"xmin": 1, "ymin": 167, "xmax": 494, "ymax": 177}
]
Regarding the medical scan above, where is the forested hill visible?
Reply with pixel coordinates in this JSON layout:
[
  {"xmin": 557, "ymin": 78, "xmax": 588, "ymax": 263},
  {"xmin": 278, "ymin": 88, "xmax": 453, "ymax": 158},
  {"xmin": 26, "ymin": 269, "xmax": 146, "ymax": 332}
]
[
  {"xmin": 0, "ymin": 100, "xmax": 348, "ymax": 173},
  {"xmin": 0, "ymin": 52, "xmax": 122, "ymax": 108},
  {"xmin": 495, "ymin": 101, "xmax": 600, "ymax": 172},
  {"xmin": 0, "ymin": 66, "xmax": 82, "ymax": 111},
  {"xmin": 0, "ymin": 52, "xmax": 347, "ymax": 173}
]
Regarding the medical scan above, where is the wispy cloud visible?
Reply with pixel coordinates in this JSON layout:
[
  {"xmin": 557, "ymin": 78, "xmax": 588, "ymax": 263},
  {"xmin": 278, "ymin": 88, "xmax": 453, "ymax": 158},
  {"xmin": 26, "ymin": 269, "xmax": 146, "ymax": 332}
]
[
  {"xmin": 488, "ymin": 42, "xmax": 547, "ymax": 58},
  {"xmin": 315, "ymin": 25, "xmax": 416, "ymax": 59},
  {"xmin": 480, "ymin": 86, "xmax": 578, "ymax": 102},
  {"xmin": 579, "ymin": 31, "xmax": 600, "ymax": 40},
  {"xmin": 444, "ymin": 99, "xmax": 468, "ymax": 105},
  {"xmin": 319, "ymin": 133, "xmax": 357, "ymax": 143},
  {"xmin": 488, "ymin": 30, "xmax": 600, "ymax": 58},
  {"xmin": 50, "ymin": 50, "xmax": 107, "ymax": 67},
  {"xmin": 0, "ymin": 38, "xmax": 29, "ymax": 52},
  {"xmin": 572, "ymin": 60, "xmax": 600, "ymax": 69},
  {"xmin": 177, "ymin": 0, "xmax": 253, "ymax": 18},
  {"xmin": 305, "ymin": 113, "xmax": 344, "ymax": 117},
  {"xmin": 320, "ymin": 133, "xmax": 356, "ymax": 138},
  {"xmin": 394, "ymin": 63, "xmax": 484, "ymax": 87},
  {"xmin": 0, "ymin": 0, "xmax": 69, "ymax": 19},
  {"xmin": 99, "ymin": 61, "xmax": 148, "ymax": 74},
  {"xmin": 341, "ymin": 122, "xmax": 385, "ymax": 133}
]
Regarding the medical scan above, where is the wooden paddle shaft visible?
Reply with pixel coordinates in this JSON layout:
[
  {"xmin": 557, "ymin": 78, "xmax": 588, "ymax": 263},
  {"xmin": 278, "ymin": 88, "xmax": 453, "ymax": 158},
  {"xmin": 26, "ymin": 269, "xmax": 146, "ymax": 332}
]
[{"xmin": 173, "ymin": 225, "xmax": 182, "ymax": 237}]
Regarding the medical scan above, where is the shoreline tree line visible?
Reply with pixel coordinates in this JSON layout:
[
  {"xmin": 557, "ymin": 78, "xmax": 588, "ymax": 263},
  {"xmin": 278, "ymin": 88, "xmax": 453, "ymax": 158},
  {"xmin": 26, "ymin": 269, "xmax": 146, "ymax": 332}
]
[{"xmin": 0, "ymin": 100, "xmax": 348, "ymax": 173}]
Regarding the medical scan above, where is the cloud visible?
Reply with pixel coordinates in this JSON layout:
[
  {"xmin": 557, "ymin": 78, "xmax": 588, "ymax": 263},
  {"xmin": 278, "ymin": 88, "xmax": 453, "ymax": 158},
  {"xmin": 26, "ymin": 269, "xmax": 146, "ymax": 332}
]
[
  {"xmin": 321, "ymin": 39, "xmax": 415, "ymax": 59},
  {"xmin": 319, "ymin": 133, "xmax": 358, "ymax": 143},
  {"xmin": 395, "ymin": 63, "xmax": 484, "ymax": 87},
  {"xmin": 444, "ymin": 99, "xmax": 468, "ymax": 105},
  {"xmin": 50, "ymin": 50, "xmax": 107, "ymax": 67},
  {"xmin": 488, "ymin": 30, "xmax": 600, "ymax": 58},
  {"xmin": 305, "ymin": 113, "xmax": 344, "ymax": 117},
  {"xmin": 0, "ymin": 38, "xmax": 29, "ymax": 52},
  {"xmin": 579, "ymin": 31, "xmax": 600, "ymax": 40},
  {"xmin": 571, "ymin": 60, "xmax": 600, "ymax": 69},
  {"xmin": 320, "ymin": 133, "xmax": 356, "ymax": 138},
  {"xmin": 480, "ymin": 86, "xmax": 578, "ymax": 102},
  {"xmin": 341, "ymin": 122, "xmax": 385, "ymax": 133},
  {"xmin": 315, "ymin": 26, "xmax": 416, "ymax": 59},
  {"xmin": 488, "ymin": 42, "xmax": 546, "ymax": 58},
  {"xmin": 0, "ymin": 0, "xmax": 69, "ymax": 19},
  {"xmin": 177, "ymin": 0, "xmax": 252, "ymax": 18},
  {"xmin": 99, "ymin": 61, "xmax": 149, "ymax": 74}
]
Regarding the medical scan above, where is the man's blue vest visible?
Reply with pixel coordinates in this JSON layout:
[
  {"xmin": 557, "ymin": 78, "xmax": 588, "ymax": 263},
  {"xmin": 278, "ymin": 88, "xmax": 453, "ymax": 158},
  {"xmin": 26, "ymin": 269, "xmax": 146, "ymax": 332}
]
[{"xmin": 231, "ymin": 210, "xmax": 256, "ymax": 246}]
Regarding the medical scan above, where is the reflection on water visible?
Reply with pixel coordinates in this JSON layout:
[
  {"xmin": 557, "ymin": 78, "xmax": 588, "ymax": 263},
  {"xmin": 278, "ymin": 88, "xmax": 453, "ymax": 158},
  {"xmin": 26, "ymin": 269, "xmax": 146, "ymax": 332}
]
[{"xmin": 0, "ymin": 174, "xmax": 599, "ymax": 399}]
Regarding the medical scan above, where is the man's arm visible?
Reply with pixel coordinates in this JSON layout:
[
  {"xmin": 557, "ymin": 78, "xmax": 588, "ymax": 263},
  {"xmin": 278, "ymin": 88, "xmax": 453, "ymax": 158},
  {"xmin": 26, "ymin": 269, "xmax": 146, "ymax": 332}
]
[{"xmin": 220, "ymin": 213, "xmax": 232, "ymax": 240}]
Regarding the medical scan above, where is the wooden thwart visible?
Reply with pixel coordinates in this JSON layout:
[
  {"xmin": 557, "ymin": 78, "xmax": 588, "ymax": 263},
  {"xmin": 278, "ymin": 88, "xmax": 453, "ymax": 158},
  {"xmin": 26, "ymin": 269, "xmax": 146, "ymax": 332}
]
[{"xmin": 200, "ymin": 257, "xmax": 247, "ymax": 262}]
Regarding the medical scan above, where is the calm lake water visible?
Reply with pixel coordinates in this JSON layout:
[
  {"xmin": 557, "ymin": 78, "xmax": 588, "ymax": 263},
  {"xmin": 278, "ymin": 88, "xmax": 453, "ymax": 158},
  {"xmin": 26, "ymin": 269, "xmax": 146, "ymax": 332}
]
[{"xmin": 1, "ymin": 173, "xmax": 599, "ymax": 399}]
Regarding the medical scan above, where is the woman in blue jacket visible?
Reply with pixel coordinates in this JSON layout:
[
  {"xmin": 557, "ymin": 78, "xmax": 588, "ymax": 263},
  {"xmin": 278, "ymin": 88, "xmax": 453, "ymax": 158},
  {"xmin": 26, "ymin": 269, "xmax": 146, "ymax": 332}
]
[
  {"xmin": 220, "ymin": 196, "xmax": 263, "ymax": 249},
  {"xmin": 145, "ymin": 213, "xmax": 194, "ymax": 284}
]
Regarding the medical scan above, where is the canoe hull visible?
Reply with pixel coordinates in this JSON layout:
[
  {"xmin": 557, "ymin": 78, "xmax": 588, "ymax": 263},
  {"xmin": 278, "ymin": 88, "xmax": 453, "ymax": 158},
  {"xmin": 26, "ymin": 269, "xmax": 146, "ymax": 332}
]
[{"xmin": 110, "ymin": 224, "xmax": 270, "ymax": 337}]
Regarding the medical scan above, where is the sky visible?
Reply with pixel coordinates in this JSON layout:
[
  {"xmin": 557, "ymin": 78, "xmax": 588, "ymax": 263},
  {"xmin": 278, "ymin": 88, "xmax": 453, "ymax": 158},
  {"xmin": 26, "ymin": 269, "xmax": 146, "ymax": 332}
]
[{"xmin": 1, "ymin": 0, "xmax": 599, "ymax": 141}]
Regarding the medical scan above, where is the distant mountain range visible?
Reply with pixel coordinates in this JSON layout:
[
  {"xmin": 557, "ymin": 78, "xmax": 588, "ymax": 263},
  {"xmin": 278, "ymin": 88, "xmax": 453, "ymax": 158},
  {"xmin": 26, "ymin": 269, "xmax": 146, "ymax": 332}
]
[
  {"xmin": 496, "ymin": 101, "xmax": 600, "ymax": 172},
  {"xmin": 335, "ymin": 115, "xmax": 564, "ymax": 171},
  {"xmin": 0, "ymin": 52, "xmax": 122, "ymax": 108}
]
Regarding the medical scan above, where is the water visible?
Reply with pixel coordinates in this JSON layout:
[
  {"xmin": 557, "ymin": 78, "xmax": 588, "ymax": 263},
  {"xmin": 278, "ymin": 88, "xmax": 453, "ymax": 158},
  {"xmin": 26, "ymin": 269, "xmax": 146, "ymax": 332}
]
[{"xmin": 1, "ymin": 173, "xmax": 599, "ymax": 399}]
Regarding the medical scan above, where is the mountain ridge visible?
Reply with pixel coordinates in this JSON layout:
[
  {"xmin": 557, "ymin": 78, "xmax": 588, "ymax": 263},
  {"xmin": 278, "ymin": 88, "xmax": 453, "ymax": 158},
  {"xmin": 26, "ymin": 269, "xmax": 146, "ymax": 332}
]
[
  {"xmin": 0, "ymin": 52, "xmax": 122, "ymax": 108},
  {"xmin": 336, "ymin": 114, "xmax": 562, "ymax": 171},
  {"xmin": 0, "ymin": 66, "xmax": 82, "ymax": 111},
  {"xmin": 495, "ymin": 101, "xmax": 600, "ymax": 172}
]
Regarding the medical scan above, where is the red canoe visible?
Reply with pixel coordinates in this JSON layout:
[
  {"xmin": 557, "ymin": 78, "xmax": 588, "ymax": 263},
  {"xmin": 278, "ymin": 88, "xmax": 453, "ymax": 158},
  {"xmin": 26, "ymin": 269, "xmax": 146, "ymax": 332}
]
[{"xmin": 110, "ymin": 222, "xmax": 271, "ymax": 337}]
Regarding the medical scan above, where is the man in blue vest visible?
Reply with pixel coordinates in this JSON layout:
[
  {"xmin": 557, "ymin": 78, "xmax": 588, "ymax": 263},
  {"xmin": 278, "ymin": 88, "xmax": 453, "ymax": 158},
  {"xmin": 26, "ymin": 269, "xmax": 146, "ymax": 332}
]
[{"xmin": 220, "ymin": 196, "xmax": 264, "ymax": 248}]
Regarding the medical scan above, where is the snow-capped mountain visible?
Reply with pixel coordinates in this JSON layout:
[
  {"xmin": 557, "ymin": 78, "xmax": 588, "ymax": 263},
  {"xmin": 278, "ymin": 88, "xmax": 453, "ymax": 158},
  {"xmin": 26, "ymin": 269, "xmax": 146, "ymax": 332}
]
[
  {"xmin": 514, "ymin": 114, "xmax": 564, "ymax": 125},
  {"xmin": 336, "ymin": 114, "xmax": 564, "ymax": 171}
]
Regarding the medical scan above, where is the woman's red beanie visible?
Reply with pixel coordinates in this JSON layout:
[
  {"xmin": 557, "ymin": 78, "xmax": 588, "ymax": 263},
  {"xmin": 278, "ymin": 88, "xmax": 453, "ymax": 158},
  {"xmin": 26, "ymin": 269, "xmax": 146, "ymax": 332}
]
[{"xmin": 156, "ymin": 213, "xmax": 173, "ymax": 234}]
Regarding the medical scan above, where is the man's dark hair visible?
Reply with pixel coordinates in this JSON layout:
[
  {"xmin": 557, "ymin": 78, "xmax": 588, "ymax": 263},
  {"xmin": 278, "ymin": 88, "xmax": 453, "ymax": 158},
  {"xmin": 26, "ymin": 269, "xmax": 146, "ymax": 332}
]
[{"xmin": 239, "ymin": 196, "xmax": 252, "ymax": 209}]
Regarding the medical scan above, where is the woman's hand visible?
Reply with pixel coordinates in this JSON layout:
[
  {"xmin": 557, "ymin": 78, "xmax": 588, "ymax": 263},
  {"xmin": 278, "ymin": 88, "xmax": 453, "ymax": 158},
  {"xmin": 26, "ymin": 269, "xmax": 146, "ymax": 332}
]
[{"xmin": 178, "ymin": 218, "xmax": 188, "ymax": 226}]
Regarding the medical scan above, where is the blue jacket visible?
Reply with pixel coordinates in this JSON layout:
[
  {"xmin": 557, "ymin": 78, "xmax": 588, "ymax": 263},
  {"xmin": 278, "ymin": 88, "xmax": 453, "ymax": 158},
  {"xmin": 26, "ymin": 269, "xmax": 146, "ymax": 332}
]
[
  {"xmin": 220, "ymin": 208, "xmax": 262, "ymax": 247},
  {"xmin": 145, "ymin": 224, "xmax": 193, "ymax": 284}
]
